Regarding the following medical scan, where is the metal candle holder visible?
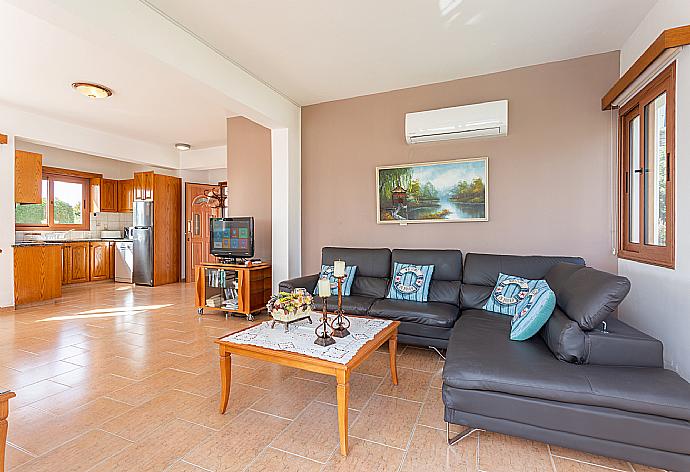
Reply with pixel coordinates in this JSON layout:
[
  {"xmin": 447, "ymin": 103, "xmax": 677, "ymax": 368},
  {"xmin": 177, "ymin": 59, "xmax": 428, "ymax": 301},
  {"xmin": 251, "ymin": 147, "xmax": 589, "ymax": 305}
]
[
  {"xmin": 329, "ymin": 276, "xmax": 351, "ymax": 338},
  {"xmin": 314, "ymin": 296, "xmax": 336, "ymax": 347}
]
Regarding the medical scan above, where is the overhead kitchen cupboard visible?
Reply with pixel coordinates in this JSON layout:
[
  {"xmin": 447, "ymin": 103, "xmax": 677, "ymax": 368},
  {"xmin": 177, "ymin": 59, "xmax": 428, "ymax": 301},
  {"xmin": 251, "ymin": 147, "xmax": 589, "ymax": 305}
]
[
  {"xmin": 117, "ymin": 179, "xmax": 134, "ymax": 212},
  {"xmin": 15, "ymin": 150, "xmax": 42, "ymax": 204},
  {"xmin": 90, "ymin": 178, "xmax": 118, "ymax": 213}
]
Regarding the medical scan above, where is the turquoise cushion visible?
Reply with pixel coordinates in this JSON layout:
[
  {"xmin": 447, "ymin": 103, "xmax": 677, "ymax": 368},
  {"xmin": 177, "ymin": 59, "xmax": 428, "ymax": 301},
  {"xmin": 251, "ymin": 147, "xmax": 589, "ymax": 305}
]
[
  {"xmin": 314, "ymin": 265, "xmax": 357, "ymax": 296},
  {"xmin": 386, "ymin": 263, "xmax": 434, "ymax": 302},
  {"xmin": 483, "ymin": 273, "xmax": 556, "ymax": 341}
]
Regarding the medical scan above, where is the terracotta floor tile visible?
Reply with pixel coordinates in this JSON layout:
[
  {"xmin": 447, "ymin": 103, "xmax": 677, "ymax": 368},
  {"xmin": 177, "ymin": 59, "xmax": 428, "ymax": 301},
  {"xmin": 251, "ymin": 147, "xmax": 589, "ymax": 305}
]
[
  {"xmin": 270, "ymin": 401, "xmax": 358, "ymax": 463},
  {"xmin": 417, "ymin": 386, "xmax": 463, "ymax": 433},
  {"xmin": 251, "ymin": 376, "xmax": 328, "ymax": 419},
  {"xmin": 176, "ymin": 382, "xmax": 267, "ymax": 430},
  {"xmin": 315, "ymin": 372, "xmax": 383, "ymax": 410},
  {"xmin": 13, "ymin": 429, "xmax": 131, "ymax": 472},
  {"xmin": 12, "ymin": 379, "xmax": 71, "ymax": 408},
  {"xmin": 376, "ymin": 367, "xmax": 432, "ymax": 401},
  {"xmin": 629, "ymin": 464, "xmax": 666, "ymax": 472},
  {"xmin": 323, "ymin": 437, "xmax": 405, "ymax": 472},
  {"xmin": 166, "ymin": 460, "xmax": 209, "ymax": 472},
  {"xmin": 105, "ymin": 368, "xmax": 198, "ymax": 406},
  {"xmin": 478, "ymin": 431, "xmax": 552, "ymax": 472},
  {"xmin": 1, "ymin": 282, "xmax": 644, "ymax": 472},
  {"xmin": 247, "ymin": 447, "xmax": 323, "ymax": 472},
  {"xmin": 354, "ymin": 350, "xmax": 392, "ymax": 377},
  {"xmin": 4, "ymin": 444, "xmax": 34, "ymax": 471},
  {"xmin": 398, "ymin": 346, "xmax": 442, "ymax": 372},
  {"xmin": 349, "ymin": 394, "xmax": 421, "ymax": 449},
  {"xmin": 101, "ymin": 389, "xmax": 204, "ymax": 441},
  {"xmin": 550, "ymin": 445, "xmax": 633, "ymax": 471},
  {"xmin": 553, "ymin": 456, "xmax": 630, "ymax": 471},
  {"xmin": 183, "ymin": 409, "xmax": 290, "ymax": 471},
  {"xmin": 8, "ymin": 397, "xmax": 132, "ymax": 455},
  {"xmin": 173, "ymin": 366, "xmax": 224, "ymax": 397},
  {"xmin": 28, "ymin": 373, "xmax": 134, "ymax": 415},
  {"xmin": 401, "ymin": 425, "xmax": 477, "ymax": 472},
  {"xmin": 90, "ymin": 419, "xmax": 211, "ymax": 472}
]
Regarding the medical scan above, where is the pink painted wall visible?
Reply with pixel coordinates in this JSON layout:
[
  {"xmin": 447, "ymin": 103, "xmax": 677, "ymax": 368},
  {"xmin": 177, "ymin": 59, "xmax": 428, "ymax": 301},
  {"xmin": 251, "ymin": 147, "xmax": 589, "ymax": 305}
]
[
  {"xmin": 301, "ymin": 52, "xmax": 619, "ymax": 274},
  {"xmin": 227, "ymin": 116, "xmax": 272, "ymax": 261}
]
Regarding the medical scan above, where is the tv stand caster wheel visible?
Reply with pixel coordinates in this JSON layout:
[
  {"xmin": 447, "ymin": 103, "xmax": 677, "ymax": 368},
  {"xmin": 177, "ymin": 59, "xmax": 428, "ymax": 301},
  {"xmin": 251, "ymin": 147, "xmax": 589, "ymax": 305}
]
[
  {"xmin": 197, "ymin": 308, "xmax": 203, "ymax": 315},
  {"xmin": 246, "ymin": 314, "xmax": 255, "ymax": 321}
]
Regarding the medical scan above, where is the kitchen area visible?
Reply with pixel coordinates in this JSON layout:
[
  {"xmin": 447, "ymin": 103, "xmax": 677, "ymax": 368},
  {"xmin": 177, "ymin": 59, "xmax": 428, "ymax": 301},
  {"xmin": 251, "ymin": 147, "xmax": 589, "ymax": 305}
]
[{"xmin": 12, "ymin": 142, "xmax": 182, "ymax": 306}]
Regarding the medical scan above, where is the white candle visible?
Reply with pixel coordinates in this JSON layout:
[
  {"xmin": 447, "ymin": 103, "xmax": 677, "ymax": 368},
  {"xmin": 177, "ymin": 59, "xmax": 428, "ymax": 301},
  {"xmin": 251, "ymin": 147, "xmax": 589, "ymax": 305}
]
[
  {"xmin": 317, "ymin": 277, "xmax": 331, "ymax": 298},
  {"xmin": 333, "ymin": 260, "xmax": 346, "ymax": 278}
]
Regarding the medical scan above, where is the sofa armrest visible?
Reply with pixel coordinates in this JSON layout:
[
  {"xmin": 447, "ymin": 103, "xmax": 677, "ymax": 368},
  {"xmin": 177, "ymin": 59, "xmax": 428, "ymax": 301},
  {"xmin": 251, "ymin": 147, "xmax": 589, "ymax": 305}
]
[{"xmin": 279, "ymin": 273, "xmax": 319, "ymax": 294}]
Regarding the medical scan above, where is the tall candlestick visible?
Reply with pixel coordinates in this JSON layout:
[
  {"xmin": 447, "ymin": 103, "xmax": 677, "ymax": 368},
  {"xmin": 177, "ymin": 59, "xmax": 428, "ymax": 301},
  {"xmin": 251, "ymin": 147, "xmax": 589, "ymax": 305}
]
[
  {"xmin": 333, "ymin": 260, "xmax": 346, "ymax": 278},
  {"xmin": 317, "ymin": 277, "xmax": 331, "ymax": 298}
]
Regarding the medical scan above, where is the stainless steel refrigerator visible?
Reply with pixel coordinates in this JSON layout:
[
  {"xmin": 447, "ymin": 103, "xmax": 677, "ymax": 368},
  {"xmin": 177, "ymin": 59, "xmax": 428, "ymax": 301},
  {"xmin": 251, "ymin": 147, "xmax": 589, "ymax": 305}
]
[{"xmin": 132, "ymin": 201, "xmax": 154, "ymax": 286}]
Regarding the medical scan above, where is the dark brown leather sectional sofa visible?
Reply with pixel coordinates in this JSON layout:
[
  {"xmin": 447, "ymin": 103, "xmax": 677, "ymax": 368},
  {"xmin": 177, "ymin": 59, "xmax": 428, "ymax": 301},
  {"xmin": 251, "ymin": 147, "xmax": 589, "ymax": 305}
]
[{"xmin": 280, "ymin": 247, "xmax": 690, "ymax": 471}]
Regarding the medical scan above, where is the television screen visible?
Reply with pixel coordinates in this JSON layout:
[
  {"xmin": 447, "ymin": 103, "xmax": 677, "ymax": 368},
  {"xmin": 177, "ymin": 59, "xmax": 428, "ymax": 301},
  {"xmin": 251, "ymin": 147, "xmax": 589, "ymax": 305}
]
[{"xmin": 210, "ymin": 217, "xmax": 254, "ymax": 259}]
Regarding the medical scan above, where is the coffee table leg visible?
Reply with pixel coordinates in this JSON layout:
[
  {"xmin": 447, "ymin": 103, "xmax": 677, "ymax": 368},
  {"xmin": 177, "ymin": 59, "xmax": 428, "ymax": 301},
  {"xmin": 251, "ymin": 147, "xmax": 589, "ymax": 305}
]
[
  {"xmin": 336, "ymin": 370, "xmax": 350, "ymax": 456},
  {"xmin": 219, "ymin": 349, "xmax": 232, "ymax": 414},
  {"xmin": 389, "ymin": 334, "xmax": 398, "ymax": 385}
]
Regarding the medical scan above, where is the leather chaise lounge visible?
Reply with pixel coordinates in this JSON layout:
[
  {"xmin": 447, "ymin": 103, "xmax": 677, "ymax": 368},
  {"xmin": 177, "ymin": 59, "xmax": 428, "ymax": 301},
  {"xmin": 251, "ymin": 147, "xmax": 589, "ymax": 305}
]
[{"xmin": 281, "ymin": 247, "xmax": 690, "ymax": 471}]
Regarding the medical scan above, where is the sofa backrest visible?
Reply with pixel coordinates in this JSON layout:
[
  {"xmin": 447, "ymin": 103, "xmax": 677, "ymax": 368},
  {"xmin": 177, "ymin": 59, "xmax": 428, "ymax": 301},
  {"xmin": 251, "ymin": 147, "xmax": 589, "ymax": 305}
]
[
  {"xmin": 461, "ymin": 253, "xmax": 585, "ymax": 309},
  {"xmin": 321, "ymin": 247, "xmax": 391, "ymax": 298},
  {"xmin": 391, "ymin": 249, "xmax": 463, "ymax": 305}
]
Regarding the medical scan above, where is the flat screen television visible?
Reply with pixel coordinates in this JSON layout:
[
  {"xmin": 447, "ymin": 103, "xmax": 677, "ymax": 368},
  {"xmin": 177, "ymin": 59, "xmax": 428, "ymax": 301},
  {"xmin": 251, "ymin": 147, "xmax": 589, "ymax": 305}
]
[{"xmin": 210, "ymin": 217, "xmax": 255, "ymax": 260}]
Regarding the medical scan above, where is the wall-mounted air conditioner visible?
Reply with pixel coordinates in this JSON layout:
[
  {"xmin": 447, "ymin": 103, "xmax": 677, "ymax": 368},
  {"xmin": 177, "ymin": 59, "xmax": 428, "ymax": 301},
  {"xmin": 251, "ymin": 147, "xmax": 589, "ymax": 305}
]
[{"xmin": 405, "ymin": 99, "xmax": 508, "ymax": 144}]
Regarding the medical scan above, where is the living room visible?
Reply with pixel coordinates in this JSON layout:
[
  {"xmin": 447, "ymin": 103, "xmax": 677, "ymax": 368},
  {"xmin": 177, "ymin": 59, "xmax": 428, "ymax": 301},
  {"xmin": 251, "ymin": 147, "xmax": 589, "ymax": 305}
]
[{"xmin": 1, "ymin": 1, "xmax": 689, "ymax": 471}]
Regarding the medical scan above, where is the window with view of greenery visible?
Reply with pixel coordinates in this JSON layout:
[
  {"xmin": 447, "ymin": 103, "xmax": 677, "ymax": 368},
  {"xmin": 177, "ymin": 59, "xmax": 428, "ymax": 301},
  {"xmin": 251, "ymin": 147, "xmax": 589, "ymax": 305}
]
[{"xmin": 15, "ymin": 173, "xmax": 89, "ymax": 230}]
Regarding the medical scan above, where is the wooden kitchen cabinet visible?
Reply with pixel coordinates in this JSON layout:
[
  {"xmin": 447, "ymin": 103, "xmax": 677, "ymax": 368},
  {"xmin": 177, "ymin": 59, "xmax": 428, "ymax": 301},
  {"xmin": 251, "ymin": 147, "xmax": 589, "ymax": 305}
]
[
  {"xmin": 14, "ymin": 245, "xmax": 62, "ymax": 305},
  {"xmin": 101, "ymin": 179, "xmax": 118, "ymax": 212},
  {"xmin": 15, "ymin": 150, "xmax": 43, "ymax": 204},
  {"xmin": 62, "ymin": 244, "xmax": 71, "ymax": 284},
  {"xmin": 89, "ymin": 242, "xmax": 110, "ymax": 281},
  {"xmin": 134, "ymin": 171, "xmax": 154, "ymax": 201},
  {"xmin": 109, "ymin": 242, "xmax": 115, "ymax": 279},
  {"xmin": 90, "ymin": 178, "xmax": 118, "ymax": 213},
  {"xmin": 117, "ymin": 179, "xmax": 134, "ymax": 212},
  {"xmin": 69, "ymin": 242, "xmax": 90, "ymax": 283}
]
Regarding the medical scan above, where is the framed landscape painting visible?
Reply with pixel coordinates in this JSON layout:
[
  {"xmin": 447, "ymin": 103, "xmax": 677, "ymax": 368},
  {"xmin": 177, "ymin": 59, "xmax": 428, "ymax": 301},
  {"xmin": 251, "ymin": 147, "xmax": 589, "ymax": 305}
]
[{"xmin": 376, "ymin": 157, "xmax": 488, "ymax": 224}]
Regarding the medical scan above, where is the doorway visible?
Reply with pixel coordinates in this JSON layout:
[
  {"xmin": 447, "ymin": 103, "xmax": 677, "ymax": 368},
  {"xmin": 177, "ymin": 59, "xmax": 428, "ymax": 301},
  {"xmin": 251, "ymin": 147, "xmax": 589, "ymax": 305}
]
[{"xmin": 185, "ymin": 183, "xmax": 221, "ymax": 282}]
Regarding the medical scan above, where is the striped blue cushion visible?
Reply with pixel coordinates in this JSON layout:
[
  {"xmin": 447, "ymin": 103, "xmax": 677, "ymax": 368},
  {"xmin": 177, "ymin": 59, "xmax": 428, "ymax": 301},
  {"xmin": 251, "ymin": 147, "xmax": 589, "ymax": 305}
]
[
  {"xmin": 314, "ymin": 265, "xmax": 357, "ymax": 296},
  {"xmin": 483, "ymin": 273, "xmax": 556, "ymax": 341},
  {"xmin": 386, "ymin": 263, "xmax": 434, "ymax": 302}
]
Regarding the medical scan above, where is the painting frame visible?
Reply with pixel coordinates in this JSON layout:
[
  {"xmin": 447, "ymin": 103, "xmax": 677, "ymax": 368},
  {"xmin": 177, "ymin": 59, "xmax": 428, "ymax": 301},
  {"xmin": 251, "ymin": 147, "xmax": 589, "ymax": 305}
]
[{"xmin": 376, "ymin": 157, "xmax": 489, "ymax": 224}]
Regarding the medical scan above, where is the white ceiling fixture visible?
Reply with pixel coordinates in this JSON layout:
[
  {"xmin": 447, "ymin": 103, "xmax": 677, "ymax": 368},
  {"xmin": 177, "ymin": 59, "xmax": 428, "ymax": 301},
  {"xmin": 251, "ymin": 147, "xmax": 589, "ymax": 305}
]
[
  {"xmin": 72, "ymin": 82, "xmax": 113, "ymax": 99},
  {"xmin": 146, "ymin": 0, "xmax": 657, "ymax": 105},
  {"xmin": 174, "ymin": 142, "xmax": 191, "ymax": 151}
]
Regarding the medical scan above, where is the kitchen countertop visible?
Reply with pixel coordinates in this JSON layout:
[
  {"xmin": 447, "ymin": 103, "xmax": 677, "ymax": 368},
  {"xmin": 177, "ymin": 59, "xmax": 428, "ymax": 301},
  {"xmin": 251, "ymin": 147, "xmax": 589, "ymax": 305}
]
[{"xmin": 13, "ymin": 238, "xmax": 133, "ymax": 247}]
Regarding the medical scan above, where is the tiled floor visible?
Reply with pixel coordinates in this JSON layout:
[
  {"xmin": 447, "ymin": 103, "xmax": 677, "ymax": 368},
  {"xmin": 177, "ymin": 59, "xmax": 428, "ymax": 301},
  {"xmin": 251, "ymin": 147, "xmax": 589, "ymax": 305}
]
[{"xmin": 0, "ymin": 282, "xmax": 664, "ymax": 472}]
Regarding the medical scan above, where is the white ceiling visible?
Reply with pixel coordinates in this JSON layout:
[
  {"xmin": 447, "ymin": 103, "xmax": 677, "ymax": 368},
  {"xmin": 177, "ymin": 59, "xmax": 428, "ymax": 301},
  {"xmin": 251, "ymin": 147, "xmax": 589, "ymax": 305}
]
[
  {"xmin": 0, "ymin": 1, "xmax": 231, "ymax": 148},
  {"xmin": 147, "ymin": 0, "xmax": 657, "ymax": 105}
]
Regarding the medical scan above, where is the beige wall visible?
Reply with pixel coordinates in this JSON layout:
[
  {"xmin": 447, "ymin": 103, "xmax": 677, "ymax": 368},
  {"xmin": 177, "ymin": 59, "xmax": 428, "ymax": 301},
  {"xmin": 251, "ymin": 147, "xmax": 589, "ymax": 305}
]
[
  {"xmin": 227, "ymin": 116, "xmax": 272, "ymax": 260},
  {"xmin": 301, "ymin": 52, "xmax": 619, "ymax": 274}
]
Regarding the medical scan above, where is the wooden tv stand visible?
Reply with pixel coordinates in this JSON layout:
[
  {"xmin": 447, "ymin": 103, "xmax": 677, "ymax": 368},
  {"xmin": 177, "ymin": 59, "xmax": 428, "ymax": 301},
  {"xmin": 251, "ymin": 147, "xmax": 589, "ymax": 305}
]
[{"xmin": 194, "ymin": 262, "xmax": 272, "ymax": 321}]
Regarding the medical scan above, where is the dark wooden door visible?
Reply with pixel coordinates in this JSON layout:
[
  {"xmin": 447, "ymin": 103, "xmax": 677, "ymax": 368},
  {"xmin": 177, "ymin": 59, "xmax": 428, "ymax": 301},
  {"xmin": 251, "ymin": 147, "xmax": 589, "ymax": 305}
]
[{"xmin": 185, "ymin": 183, "xmax": 220, "ymax": 282}]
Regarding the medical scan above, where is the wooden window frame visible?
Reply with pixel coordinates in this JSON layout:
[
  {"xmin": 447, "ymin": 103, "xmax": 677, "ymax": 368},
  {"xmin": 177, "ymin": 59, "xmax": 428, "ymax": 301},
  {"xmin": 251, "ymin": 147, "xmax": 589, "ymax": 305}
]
[
  {"xmin": 16, "ymin": 170, "xmax": 91, "ymax": 231},
  {"xmin": 618, "ymin": 62, "xmax": 675, "ymax": 269}
]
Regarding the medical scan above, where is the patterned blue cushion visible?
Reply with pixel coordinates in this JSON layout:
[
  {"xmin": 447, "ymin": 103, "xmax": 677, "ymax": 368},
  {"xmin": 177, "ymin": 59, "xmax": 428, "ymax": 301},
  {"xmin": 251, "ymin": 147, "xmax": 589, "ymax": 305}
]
[
  {"xmin": 314, "ymin": 265, "xmax": 357, "ymax": 296},
  {"xmin": 386, "ymin": 263, "xmax": 434, "ymax": 302},
  {"xmin": 483, "ymin": 273, "xmax": 556, "ymax": 341}
]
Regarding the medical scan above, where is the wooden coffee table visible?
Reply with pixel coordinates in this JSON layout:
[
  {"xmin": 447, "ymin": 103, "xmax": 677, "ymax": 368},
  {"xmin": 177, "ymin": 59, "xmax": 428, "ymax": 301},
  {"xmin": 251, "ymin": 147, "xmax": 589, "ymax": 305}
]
[{"xmin": 215, "ymin": 317, "xmax": 400, "ymax": 456}]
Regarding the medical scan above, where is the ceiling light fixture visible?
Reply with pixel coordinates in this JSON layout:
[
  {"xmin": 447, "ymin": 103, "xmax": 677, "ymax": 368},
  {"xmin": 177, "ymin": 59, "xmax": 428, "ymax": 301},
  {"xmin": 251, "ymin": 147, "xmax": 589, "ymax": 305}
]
[
  {"xmin": 175, "ymin": 143, "xmax": 192, "ymax": 151},
  {"xmin": 71, "ymin": 82, "xmax": 113, "ymax": 99}
]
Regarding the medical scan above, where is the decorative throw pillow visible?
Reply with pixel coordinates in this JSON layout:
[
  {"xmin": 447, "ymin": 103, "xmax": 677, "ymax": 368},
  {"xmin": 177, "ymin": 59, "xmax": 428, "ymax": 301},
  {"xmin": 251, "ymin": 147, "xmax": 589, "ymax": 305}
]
[
  {"xmin": 386, "ymin": 263, "xmax": 434, "ymax": 303},
  {"xmin": 313, "ymin": 265, "xmax": 357, "ymax": 296},
  {"xmin": 483, "ymin": 273, "xmax": 556, "ymax": 341}
]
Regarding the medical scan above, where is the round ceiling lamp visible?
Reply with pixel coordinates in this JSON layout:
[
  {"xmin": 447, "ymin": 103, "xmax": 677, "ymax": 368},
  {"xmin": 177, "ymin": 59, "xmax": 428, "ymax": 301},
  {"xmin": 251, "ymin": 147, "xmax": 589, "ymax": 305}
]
[
  {"xmin": 175, "ymin": 143, "xmax": 192, "ymax": 151},
  {"xmin": 71, "ymin": 82, "xmax": 113, "ymax": 99}
]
